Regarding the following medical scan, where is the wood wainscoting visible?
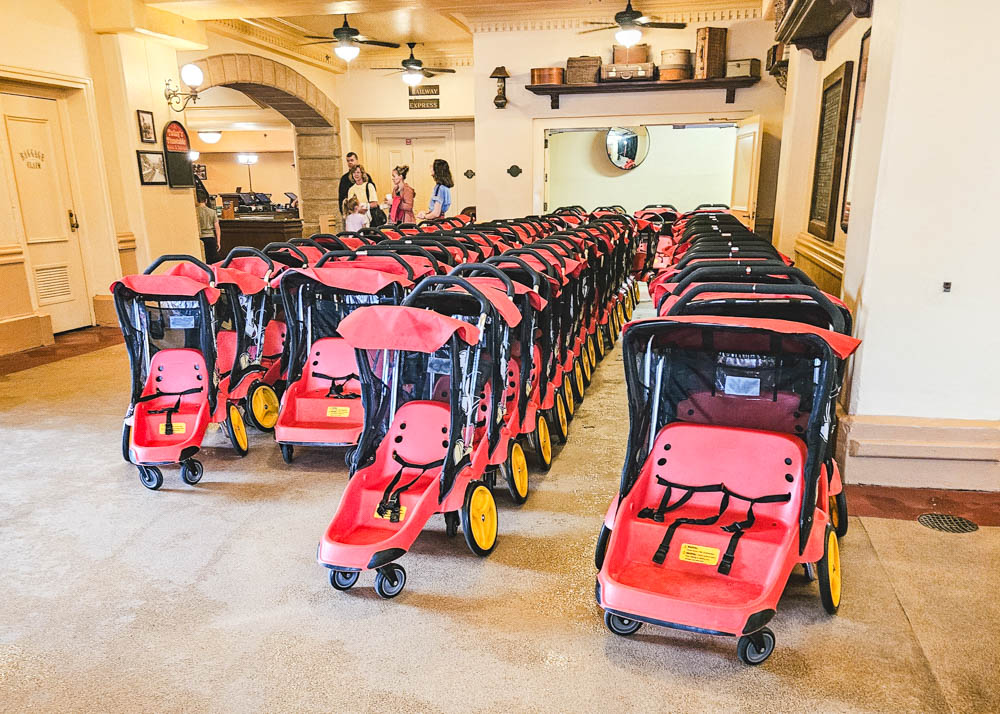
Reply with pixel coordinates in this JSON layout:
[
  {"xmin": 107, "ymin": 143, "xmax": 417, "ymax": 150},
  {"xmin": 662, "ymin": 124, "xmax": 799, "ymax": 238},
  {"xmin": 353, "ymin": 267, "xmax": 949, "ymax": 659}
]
[
  {"xmin": 837, "ymin": 414, "xmax": 1000, "ymax": 491},
  {"xmin": 794, "ymin": 232, "xmax": 845, "ymax": 295}
]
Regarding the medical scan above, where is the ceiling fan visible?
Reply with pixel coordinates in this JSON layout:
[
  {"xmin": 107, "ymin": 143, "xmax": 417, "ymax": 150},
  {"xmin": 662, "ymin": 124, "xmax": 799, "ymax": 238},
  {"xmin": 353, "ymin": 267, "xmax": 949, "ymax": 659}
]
[
  {"xmin": 372, "ymin": 43, "xmax": 456, "ymax": 87},
  {"xmin": 579, "ymin": 1, "xmax": 687, "ymax": 47},
  {"xmin": 300, "ymin": 15, "xmax": 400, "ymax": 62}
]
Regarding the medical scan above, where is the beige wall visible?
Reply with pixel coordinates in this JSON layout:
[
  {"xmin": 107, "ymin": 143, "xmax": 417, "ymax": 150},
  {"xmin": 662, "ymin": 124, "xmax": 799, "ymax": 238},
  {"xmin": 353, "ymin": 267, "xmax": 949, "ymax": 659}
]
[
  {"xmin": 472, "ymin": 19, "xmax": 786, "ymax": 225},
  {"xmin": 200, "ymin": 151, "xmax": 298, "ymax": 200},
  {"xmin": 547, "ymin": 124, "xmax": 737, "ymax": 214}
]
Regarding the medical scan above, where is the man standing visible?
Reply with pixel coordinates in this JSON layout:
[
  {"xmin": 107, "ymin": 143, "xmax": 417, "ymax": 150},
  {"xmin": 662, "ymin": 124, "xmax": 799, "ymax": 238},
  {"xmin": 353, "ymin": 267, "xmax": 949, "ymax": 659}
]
[
  {"xmin": 339, "ymin": 152, "xmax": 376, "ymax": 214},
  {"xmin": 196, "ymin": 196, "xmax": 220, "ymax": 263}
]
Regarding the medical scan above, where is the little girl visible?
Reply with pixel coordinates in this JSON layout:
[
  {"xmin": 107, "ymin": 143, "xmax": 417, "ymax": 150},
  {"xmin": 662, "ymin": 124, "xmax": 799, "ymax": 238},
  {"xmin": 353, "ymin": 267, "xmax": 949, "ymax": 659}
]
[{"xmin": 342, "ymin": 195, "xmax": 368, "ymax": 233}]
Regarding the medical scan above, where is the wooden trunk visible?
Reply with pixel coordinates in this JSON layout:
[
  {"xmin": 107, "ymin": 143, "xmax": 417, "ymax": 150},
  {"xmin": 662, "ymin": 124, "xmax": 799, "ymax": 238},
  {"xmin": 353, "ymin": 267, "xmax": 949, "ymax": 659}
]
[
  {"xmin": 613, "ymin": 44, "xmax": 650, "ymax": 64},
  {"xmin": 694, "ymin": 27, "xmax": 728, "ymax": 79},
  {"xmin": 566, "ymin": 56, "xmax": 602, "ymax": 84},
  {"xmin": 530, "ymin": 67, "xmax": 565, "ymax": 85}
]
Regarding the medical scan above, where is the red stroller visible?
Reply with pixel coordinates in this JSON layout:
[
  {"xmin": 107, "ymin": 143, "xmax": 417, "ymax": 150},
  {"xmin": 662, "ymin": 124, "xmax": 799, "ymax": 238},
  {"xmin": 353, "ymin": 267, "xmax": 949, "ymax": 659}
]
[
  {"xmin": 317, "ymin": 274, "xmax": 517, "ymax": 598},
  {"xmin": 273, "ymin": 255, "xmax": 413, "ymax": 464},
  {"xmin": 595, "ymin": 315, "xmax": 860, "ymax": 664},
  {"xmin": 112, "ymin": 255, "xmax": 250, "ymax": 490}
]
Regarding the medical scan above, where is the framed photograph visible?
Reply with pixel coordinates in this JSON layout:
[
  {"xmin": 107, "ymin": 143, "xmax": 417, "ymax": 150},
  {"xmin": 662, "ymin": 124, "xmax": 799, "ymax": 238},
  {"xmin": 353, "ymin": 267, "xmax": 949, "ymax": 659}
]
[
  {"xmin": 136, "ymin": 150, "xmax": 167, "ymax": 185},
  {"xmin": 136, "ymin": 110, "xmax": 156, "ymax": 144},
  {"xmin": 192, "ymin": 163, "xmax": 207, "ymax": 180},
  {"xmin": 841, "ymin": 30, "xmax": 871, "ymax": 232},
  {"xmin": 808, "ymin": 60, "xmax": 854, "ymax": 241}
]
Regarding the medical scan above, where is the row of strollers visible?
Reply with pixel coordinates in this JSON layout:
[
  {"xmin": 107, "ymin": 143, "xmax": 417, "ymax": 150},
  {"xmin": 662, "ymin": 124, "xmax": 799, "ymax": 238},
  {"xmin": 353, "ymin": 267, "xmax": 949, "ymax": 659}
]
[
  {"xmin": 112, "ymin": 208, "xmax": 641, "ymax": 599},
  {"xmin": 591, "ymin": 203, "xmax": 861, "ymax": 664}
]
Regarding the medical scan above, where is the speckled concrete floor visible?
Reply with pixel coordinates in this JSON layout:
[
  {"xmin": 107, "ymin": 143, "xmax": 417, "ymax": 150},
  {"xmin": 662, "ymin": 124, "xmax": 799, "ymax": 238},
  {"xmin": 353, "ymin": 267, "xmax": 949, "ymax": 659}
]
[{"xmin": 1, "ymin": 298, "xmax": 997, "ymax": 713}]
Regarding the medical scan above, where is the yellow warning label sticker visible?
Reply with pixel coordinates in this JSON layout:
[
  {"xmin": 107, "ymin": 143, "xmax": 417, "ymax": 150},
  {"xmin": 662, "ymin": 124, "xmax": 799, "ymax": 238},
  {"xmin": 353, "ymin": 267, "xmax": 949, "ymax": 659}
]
[
  {"xmin": 374, "ymin": 506, "xmax": 406, "ymax": 521},
  {"xmin": 326, "ymin": 406, "xmax": 350, "ymax": 418},
  {"xmin": 678, "ymin": 543, "xmax": 720, "ymax": 566},
  {"xmin": 159, "ymin": 422, "xmax": 186, "ymax": 435}
]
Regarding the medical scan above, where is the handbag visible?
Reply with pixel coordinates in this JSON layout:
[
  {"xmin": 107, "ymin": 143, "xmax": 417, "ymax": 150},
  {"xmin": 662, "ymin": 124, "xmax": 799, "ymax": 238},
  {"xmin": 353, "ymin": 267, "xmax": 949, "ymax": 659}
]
[{"xmin": 367, "ymin": 183, "xmax": 387, "ymax": 227}]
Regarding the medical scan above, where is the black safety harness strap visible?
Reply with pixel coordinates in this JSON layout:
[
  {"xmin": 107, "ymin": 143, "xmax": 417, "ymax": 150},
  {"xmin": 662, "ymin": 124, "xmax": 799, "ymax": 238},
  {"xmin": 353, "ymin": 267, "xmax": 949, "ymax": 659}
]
[
  {"xmin": 376, "ymin": 451, "xmax": 446, "ymax": 523},
  {"xmin": 312, "ymin": 371, "xmax": 359, "ymax": 399},
  {"xmin": 137, "ymin": 387, "xmax": 203, "ymax": 435},
  {"xmin": 718, "ymin": 492, "xmax": 791, "ymax": 575},
  {"xmin": 652, "ymin": 492, "xmax": 730, "ymax": 565}
]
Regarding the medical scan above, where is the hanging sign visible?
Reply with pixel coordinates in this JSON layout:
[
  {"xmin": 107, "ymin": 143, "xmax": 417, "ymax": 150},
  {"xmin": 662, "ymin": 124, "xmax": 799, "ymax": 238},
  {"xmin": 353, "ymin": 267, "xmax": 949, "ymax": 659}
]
[
  {"xmin": 409, "ymin": 98, "xmax": 440, "ymax": 110},
  {"xmin": 408, "ymin": 85, "xmax": 439, "ymax": 96},
  {"xmin": 162, "ymin": 121, "xmax": 194, "ymax": 188}
]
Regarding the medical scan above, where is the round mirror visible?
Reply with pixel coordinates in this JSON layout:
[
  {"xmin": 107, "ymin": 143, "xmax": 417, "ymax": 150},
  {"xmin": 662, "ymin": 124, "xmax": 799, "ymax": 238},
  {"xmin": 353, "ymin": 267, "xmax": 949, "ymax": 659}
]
[{"xmin": 606, "ymin": 126, "xmax": 650, "ymax": 170}]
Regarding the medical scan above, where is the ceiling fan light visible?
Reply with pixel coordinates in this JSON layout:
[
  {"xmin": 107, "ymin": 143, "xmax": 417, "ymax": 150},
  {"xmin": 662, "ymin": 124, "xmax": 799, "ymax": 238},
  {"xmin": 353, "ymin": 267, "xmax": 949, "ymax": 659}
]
[
  {"xmin": 402, "ymin": 69, "xmax": 424, "ymax": 87},
  {"xmin": 615, "ymin": 27, "xmax": 642, "ymax": 47},
  {"xmin": 197, "ymin": 131, "xmax": 222, "ymax": 144},
  {"xmin": 334, "ymin": 43, "xmax": 360, "ymax": 62}
]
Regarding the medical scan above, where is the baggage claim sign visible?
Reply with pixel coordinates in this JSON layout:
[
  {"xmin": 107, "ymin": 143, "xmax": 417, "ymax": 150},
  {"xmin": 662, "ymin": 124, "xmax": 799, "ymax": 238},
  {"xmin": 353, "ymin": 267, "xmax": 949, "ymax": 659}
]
[{"xmin": 408, "ymin": 84, "xmax": 439, "ymax": 110}]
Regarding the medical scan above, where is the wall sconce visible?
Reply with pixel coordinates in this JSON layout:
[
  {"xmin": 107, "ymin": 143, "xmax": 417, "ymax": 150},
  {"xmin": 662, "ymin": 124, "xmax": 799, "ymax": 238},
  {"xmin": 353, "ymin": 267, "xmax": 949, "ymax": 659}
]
[
  {"xmin": 490, "ymin": 66, "xmax": 510, "ymax": 109},
  {"xmin": 164, "ymin": 63, "xmax": 204, "ymax": 112}
]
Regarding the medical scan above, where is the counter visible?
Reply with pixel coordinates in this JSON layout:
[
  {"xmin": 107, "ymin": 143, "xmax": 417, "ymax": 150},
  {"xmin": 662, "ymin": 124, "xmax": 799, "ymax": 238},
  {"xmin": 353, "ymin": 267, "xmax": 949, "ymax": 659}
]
[{"xmin": 219, "ymin": 215, "xmax": 303, "ymax": 254}]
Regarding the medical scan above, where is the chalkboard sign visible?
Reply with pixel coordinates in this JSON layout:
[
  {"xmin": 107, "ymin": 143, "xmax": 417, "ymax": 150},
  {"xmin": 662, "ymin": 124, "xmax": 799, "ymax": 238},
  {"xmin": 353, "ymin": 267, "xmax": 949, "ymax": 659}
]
[
  {"xmin": 162, "ymin": 120, "xmax": 195, "ymax": 189},
  {"xmin": 808, "ymin": 61, "xmax": 853, "ymax": 241}
]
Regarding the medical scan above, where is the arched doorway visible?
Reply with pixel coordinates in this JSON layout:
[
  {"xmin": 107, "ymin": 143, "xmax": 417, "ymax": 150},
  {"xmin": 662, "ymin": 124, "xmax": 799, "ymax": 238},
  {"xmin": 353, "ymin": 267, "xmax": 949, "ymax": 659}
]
[{"xmin": 186, "ymin": 54, "xmax": 341, "ymax": 235}]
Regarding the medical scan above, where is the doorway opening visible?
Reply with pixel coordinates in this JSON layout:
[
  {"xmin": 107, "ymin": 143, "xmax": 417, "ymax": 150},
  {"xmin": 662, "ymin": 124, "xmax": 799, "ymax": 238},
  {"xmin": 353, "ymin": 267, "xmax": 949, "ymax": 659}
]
[
  {"xmin": 358, "ymin": 121, "xmax": 475, "ymax": 219},
  {"xmin": 543, "ymin": 117, "xmax": 762, "ymax": 228}
]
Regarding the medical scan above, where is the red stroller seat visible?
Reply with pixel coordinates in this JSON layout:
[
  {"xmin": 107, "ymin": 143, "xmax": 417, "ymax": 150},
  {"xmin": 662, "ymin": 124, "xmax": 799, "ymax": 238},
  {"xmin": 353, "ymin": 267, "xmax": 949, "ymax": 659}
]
[
  {"xmin": 274, "ymin": 337, "xmax": 363, "ymax": 445},
  {"xmin": 261, "ymin": 320, "xmax": 286, "ymax": 365},
  {"xmin": 321, "ymin": 400, "xmax": 451, "ymax": 554},
  {"xmin": 216, "ymin": 330, "xmax": 238, "ymax": 377},
  {"xmin": 601, "ymin": 422, "xmax": 804, "ymax": 635},
  {"xmin": 131, "ymin": 348, "xmax": 211, "ymax": 462}
]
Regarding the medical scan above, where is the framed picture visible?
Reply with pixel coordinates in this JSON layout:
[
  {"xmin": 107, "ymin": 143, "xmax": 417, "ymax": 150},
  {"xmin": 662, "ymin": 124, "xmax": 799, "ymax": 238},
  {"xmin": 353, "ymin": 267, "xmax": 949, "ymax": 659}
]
[
  {"xmin": 136, "ymin": 150, "xmax": 167, "ymax": 185},
  {"xmin": 841, "ymin": 30, "xmax": 871, "ymax": 232},
  {"xmin": 808, "ymin": 61, "xmax": 854, "ymax": 241},
  {"xmin": 192, "ymin": 163, "xmax": 207, "ymax": 180},
  {"xmin": 136, "ymin": 110, "xmax": 156, "ymax": 144}
]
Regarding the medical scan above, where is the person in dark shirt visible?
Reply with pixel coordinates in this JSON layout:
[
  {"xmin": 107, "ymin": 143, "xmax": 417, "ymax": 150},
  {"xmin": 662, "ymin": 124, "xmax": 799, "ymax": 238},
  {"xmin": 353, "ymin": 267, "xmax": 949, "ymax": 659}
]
[{"xmin": 339, "ymin": 152, "xmax": 376, "ymax": 214}]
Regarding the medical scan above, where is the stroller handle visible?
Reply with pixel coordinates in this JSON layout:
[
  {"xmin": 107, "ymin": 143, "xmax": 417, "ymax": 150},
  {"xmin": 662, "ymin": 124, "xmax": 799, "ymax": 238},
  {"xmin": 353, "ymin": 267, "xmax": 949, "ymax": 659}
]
[
  {"xmin": 528, "ymin": 242, "xmax": 567, "ymax": 270},
  {"xmin": 447, "ymin": 263, "xmax": 517, "ymax": 298},
  {"xmin": 667, "ymin": 282, "xmax": 846, "ymax": 335},
  {"xmin": 307, "ymin": 233, "xmax": 351, "ymax": 251},
  {"xmin": 263, "ymin": 242, "xmax": 309, "ymax": 266},
  {"xmin": 143, "ymin": 254, "xmax": 214, "ymax": 282},
  {"xmin": 315, "ymin": 249, "xmax": 416, "ymax": 281},
  {"xmin": 292, "ymin": 237, "xmax": 327, "ymax": 251},
  {"xmin": 670, "ymin": 263, "xmax": 812, "ymax": 299},
  {"xmin": 220, "ymin": 247, "xmax": 274, "ymax": 273},
  {"xmin": 642, "ymin": 203, "xmax": 678, "ymax": 211},
  {"xmin": 484, "ymin": 255, "xmax": 546, "ymax": 294},
  {"xmin": 377, "ymin": 239, "xmax": 455, "ymax": 268},
  {"xmin": 402, "ymin": 276, "xmax": 494, "ymax": 319},
  {"xmin": 504, "ymin": 248, "xmax": 560, "ymax": 281}
]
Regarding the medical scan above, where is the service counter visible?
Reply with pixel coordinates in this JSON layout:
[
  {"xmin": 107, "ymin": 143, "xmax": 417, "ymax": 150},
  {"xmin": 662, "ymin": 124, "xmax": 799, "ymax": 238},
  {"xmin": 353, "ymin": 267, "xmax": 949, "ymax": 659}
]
[{"xmin": 219, "ymin": 215, "xmax": 303, "ymax": 254}]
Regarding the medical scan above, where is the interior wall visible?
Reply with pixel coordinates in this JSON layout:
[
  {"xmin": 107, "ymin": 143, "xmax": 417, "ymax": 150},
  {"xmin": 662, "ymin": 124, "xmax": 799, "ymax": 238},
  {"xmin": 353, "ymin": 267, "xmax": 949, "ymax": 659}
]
[
  {"xmin": 472, "ymin": 19, "xmax": 785, "ymax": 224},
  {"xmin": 200, "ymin": 151, "xmax": 297, "ymax": 200},
  {"xmin": 547, "ymin": 125, "xmax": 737, "ymax": 214}
]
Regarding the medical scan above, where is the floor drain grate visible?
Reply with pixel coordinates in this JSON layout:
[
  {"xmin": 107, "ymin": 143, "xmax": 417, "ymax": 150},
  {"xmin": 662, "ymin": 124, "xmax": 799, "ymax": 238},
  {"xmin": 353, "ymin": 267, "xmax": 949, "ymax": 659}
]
[{"xmin": 917, "ymin": 513, "xmax": 979, "ymax": 534}]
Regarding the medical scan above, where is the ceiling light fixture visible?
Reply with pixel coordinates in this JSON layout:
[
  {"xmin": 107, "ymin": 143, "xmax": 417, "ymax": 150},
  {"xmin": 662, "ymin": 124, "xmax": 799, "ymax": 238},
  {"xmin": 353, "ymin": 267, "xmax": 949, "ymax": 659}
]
[
  {"xmin": 615, "ymin": 26, "xmax": 643, "ymax": 47},
  {"xmin": 187, "ymin": 150, "xmax": 200, "ymax": 161},
  {"xmin": 401, "ymin": 68, "xmax": 424, "ymax": 87},
  {"xmin": 236, "ymin": 153, "xmax": 259, "ymax": 165},
  {"xmin": 197, "ymin": 131, "xmax": 222, "ymax": 144},
  {"xmin": 334, "ymin": 42, "xmax": 360, "ymax": 62}
]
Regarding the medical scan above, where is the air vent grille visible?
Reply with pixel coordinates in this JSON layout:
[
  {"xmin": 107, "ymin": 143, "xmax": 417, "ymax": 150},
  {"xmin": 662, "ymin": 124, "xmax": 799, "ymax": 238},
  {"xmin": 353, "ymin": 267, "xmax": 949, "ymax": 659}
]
[{"xmin": 35, "ymin": 264, "xmax": 72, "ymax": 303}]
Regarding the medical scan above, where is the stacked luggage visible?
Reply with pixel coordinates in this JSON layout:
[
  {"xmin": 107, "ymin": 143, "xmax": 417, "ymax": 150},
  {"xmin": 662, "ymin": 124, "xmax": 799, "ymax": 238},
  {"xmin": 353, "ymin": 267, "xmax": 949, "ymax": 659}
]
[{"xmin": 595, "ymin": 205, "xmax": 859, "ymax": 665}]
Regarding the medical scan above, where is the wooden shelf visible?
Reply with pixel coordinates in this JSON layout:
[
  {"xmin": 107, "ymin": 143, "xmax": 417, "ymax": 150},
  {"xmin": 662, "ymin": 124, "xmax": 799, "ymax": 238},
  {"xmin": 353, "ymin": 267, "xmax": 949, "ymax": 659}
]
[
  {"xmin": 775, "ymin": 0, "xmax": 873, "ymax": 61},
  {"xmin": 524, "ymin": 76, "xmax": 761, "ymax": 109}
]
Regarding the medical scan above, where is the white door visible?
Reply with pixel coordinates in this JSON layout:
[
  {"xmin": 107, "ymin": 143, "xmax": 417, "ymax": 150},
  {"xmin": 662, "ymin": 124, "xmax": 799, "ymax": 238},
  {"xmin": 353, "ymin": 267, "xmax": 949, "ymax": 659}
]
[
  {"xmin": 364, "ymin": 123, "xmax": 459, "ymax": 216},
  {"xmin": 730, "ymin": 115, "xmax": 763, "ymax": 230},
  {"xmin": 1, "ymin": 92, "xmax": 90, "ymax": 332}
]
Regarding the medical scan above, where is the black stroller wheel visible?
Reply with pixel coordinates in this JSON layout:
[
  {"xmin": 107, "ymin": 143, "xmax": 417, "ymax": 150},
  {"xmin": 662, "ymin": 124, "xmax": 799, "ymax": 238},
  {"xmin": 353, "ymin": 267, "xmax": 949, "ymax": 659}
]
[
  {"xmin": 279, "ymin": 443, "xmax": 294, "ymax": 464},
  {"xmin": 374, "ymin": 564, "xmax": 406, "ymax": 599},
  {"xmin": 329, "ymin": 569, "xmax": 359, "ymax": 591},
  {"xmin": 830, "ymin": 491, "xmax": 849, "ymax": 538},
  {"xmin": 604, "ymin": 611, "xmax": 641, "ymax": 636},
  {"xmin": 121, "ymin": 423, "xmax": 132, "ymax": 463},
  {"xmin": 138, "ymin": 465, "xmax": 163, "ymax": 491},
  {"xmin": 595, "ymin": 525, "xmax": 611, "ymax": 570},
  {"xmin": 737, "ymin": 627, "xmax": 775, "ymax": 665},
  {"xmin": 180, "ymin": 459, "xmax": 203, "ymax": 485}
]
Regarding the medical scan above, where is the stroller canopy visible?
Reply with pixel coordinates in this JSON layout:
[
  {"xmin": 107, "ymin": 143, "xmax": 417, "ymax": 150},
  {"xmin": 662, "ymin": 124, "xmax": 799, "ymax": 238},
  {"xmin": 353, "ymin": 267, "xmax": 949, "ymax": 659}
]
[
  {"xmin": 110, "ymin": 274, "xmax": 220, "ymax": 302},
  {"xmin": 339, "ymin": 305, "xmax": 480, "ymax": 352},
  {"xmin": 275, "ymin": 266, "xmax": 412, "ymax": 293}
]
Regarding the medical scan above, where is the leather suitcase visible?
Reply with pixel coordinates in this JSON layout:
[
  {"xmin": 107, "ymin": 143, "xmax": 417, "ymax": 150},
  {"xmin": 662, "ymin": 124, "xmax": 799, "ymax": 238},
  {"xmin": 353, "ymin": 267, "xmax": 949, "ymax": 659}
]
[
  {"xmin": 694, "ymin": 27, "xmax": 727, "ymax": 79},
  {"xmin": 601, "ymin": 63, "xmax": 655, "ymax": 82}
]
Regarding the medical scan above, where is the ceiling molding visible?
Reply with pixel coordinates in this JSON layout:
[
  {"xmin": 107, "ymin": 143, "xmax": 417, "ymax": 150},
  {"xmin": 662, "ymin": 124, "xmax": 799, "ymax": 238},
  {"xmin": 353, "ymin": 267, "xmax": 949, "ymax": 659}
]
[
  {"xmin": 206, "ymin": 18, "xmax": 344, "ymax": 74},
  {"xmin": 350, "ymin": 49, "xmax": 474, "ymax": 71},
  {"xmin": 466, "ymin": 7, "xmax": 761, "ymax": 33}
]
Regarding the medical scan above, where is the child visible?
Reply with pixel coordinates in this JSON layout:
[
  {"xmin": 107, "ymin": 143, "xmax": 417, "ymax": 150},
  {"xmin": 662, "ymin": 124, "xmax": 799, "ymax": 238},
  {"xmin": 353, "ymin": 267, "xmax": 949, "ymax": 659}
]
[{"xmin": 342, "ymin": 195, "xmax": 368, "ymax": 233}]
